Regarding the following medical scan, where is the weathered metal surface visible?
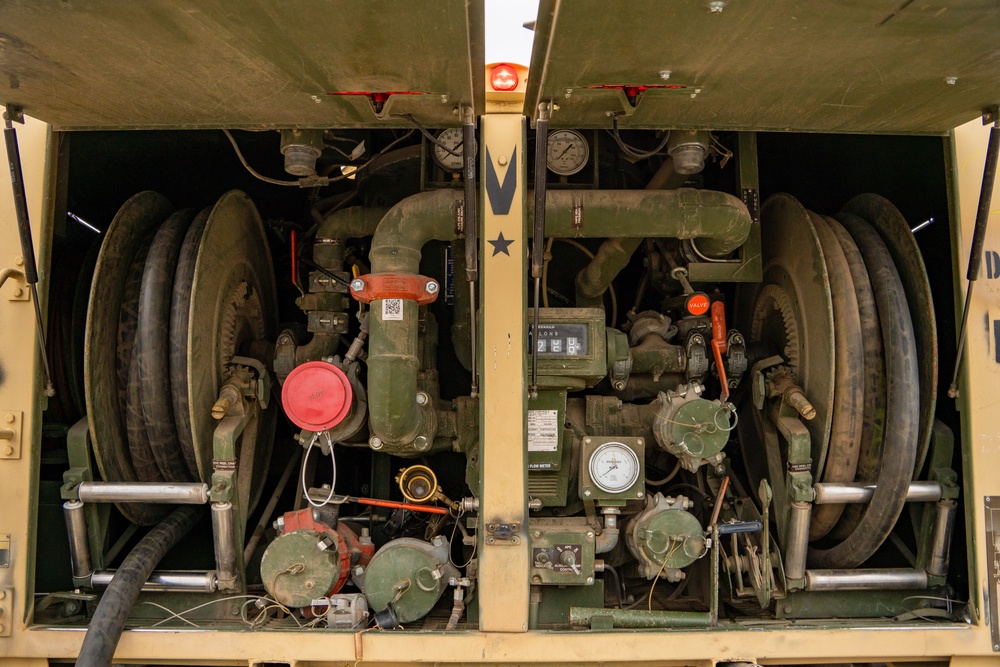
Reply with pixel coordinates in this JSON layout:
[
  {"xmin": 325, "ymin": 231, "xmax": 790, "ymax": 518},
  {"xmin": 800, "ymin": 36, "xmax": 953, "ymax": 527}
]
[
  {"xmin": 0, "ymin": 1, "xmax": 484, "ymax": 130},
  {"xmin": 526, "ymin": 0, "xmax": 1000, "ymax": 133},
  {"xmin": 188, "ymin": 191, "xmax": 277, "ymax": 514}
]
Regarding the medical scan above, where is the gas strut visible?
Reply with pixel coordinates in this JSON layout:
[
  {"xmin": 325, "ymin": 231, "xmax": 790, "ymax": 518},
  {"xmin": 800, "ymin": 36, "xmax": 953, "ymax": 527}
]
[
  {"xmin": 3, "ymin": 106, "xmax": 55, "ymax": 397},
  {"xmin": 949, "ymin": 109, "xmax": 1000, "ymax": 399},
  {"xmin": 529, "ymin": 103, "xmax": 550, "ymax": 400},
  {"xmin": 462, "ymin": 106, "xmax": 480, "ymax": 398}
]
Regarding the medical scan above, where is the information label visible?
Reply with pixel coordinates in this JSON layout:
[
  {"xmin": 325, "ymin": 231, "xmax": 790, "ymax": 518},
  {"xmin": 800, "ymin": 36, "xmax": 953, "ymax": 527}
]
[{"xmin": 528, "ymin": 409, "xmax": 559, "ymax": 452}]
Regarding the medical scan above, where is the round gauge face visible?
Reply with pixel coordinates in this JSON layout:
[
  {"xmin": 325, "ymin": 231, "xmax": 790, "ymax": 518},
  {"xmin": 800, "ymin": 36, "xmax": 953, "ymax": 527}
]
[
  {"xmin": 432, "ymin": 127, "xmax": 465, "ymax": 172},
  {"xmin": 588, "ymin": 442, "xmax": 640, "ymax": 494},
  {"xmin": 546, "ymin": 129, "xmax": 590, "ymax": 176}
]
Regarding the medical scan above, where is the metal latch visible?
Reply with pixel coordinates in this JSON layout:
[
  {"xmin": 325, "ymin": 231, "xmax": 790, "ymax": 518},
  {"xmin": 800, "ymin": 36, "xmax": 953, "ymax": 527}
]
[
  {"xmin": 0, "ymin": 412, "xmax": 22, "ymax": 459},
  {"xmin": 485, "ymin": 522, "xmax": 520, "ymax": 545}
]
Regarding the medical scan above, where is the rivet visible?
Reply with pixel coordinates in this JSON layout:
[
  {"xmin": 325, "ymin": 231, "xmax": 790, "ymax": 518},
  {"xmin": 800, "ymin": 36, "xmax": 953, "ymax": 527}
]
[
  {"xmin": 12, "ymin": 288, "xmax": 22, "ymax": 298},
  {"xmin": 709, "ymin": 0, "xmax": 726, "ymax": 12},
  {"xmin": 497, "ymin": 155, "xmax": 508, "ymax": 166},
  {"xmin": 14, "ymin": 257, "xmax": 23, "ymax": 266},
  {"xmin": 584, "ymin": 490, "xmax": 591, "ymax": 497},
  {"xmin": 3, "ymin": 414, "xmax": 13, "ymax": 424},
  {"xmin": 2, "ymin": 446, "xmax": 12, "ymax": 456},
  {"xmin": 658, "ymin": 70, "xmax": 672, "ymax": 80},
  {"xmin": 944, "ymin": 76, "xmax": 958, "ymax": 85}
]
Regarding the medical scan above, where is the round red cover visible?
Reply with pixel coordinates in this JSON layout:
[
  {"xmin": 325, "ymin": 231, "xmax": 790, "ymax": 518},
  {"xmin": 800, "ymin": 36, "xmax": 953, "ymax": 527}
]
[{"xmin": 281, "ymin": 361, "xmax": 353, "ymax": 431}]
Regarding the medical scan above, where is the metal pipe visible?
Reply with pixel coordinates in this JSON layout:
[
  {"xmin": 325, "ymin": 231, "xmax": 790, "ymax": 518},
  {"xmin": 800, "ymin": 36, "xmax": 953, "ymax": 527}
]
[
  {"xmin": 78, "ymin": 481, "xmax": 209, "ymax": 504},
  {"xmin": 812, "ymin": 481, "xmax": 942, "ymax": 505},
  {"xmin": 90, "ymin": 570, "xmax": 218, "ymax": 593},
  {"xmin": 63, "ymin": 500, "xmax": 93, "ymax": 580},
  {"xmin": 367, "ymin": 189, "xmax": 463, "ymax": 446},
  {"xmin": 595, "ymin": 510, "xmax": 619, "ymax": 554},
  {"xmin": 784, "ymin": 500, "xmax": 811, "ymax": 582},
  {"xmin": 569, "ymin": 607, "xmax": 713, "ymax": 629},
  {"xmin": 540, "ymin": 189, "xmax": 751, "ymax": 308},
  {"xmin": 804, "ymin": 568, "xmax": 928, "ymax": 591},
  {"xmin": 211, "ymin": 502, "xmax": 238, "ymax": 589},
  {"xmin": 928, "ymin": 498, "xmax": 958, "ymax": 577}
]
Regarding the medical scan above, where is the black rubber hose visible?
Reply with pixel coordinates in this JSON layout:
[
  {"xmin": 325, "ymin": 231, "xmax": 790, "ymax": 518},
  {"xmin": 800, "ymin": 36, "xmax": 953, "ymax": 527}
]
[
  {"xmin": 76, "ymin": 506, "xmax": 200, "ymax": 667},
  {"xmin": 169, "ymin": 209, "xmax": 210, "ymax": 479},
  {"xmin": 809, "ymin": 212, "xmax": 919, "ymax": 568},
  {"xmin": 137, "ymin": 209, "xmax": 196, "ymax": 482}
]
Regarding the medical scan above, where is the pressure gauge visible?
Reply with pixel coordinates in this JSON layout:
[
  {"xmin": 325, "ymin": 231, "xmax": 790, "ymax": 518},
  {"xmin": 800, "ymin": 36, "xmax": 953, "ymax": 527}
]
[
  {"xmin": 546, "ymin": 129, "xmax": 589, "ymax": 176},
  {"xmin": 432, "ymin": 128, "xmax": 466, "ymax": 172},
  {"xmin": 588, "ymin": 441, "xmax": 641, "ymax": 494}
]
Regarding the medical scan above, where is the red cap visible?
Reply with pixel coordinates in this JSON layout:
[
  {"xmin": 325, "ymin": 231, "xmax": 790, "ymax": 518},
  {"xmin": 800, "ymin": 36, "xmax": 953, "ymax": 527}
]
[{"xmin": 281, "ymin": 361, "xmax": 353, "ymax": 431}]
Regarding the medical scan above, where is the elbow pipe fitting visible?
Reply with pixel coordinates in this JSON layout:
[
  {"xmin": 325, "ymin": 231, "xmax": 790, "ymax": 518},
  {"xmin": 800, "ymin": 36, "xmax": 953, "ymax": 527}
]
[
  {"xmin": 366, "ymin": 190, "xmax": 464, "ymax": 448},
  {"xmin": 527, "ymin": 189, "xmax": 751, "ymax": 308},
  {"xmin": 596, "ymin": 510, "xmax": 620, "ymax": 554}
]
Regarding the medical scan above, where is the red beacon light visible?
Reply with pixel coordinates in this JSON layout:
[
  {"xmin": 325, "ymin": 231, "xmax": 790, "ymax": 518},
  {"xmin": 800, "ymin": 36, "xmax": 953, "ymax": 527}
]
[{"xmin": 490, "ymin": 64, "xmax": 519, "ymax": 92}]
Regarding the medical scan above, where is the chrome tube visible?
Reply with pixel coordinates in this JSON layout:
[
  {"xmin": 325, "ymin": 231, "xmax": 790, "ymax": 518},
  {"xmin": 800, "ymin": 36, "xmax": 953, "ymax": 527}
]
[
  {"xmin": 63, "ymin": 500, "xmax": 93, "ymax": 580},
  {"xmin": 90, "ymin": 570, "xmax": 218, "ymax": 592},
  {"xmin": 784, "ymin": 500, "xmax": 811, "ymax": 582},
  {"xmin": 211, "ymin": 501, "xmax": 238, "ymax": 589},
  {"xmin": 805, "ymin": 568, "xmax": 928, "ymax": 591},
  {"xmin": 812, "ymin": 481, "xmax": 942, "ymax": 505},
  {"xmin": 78, "ymin": 482, "xmax": 209, "ymax": 505},
  {"xmin": 928, "ymin": 499, "xmax": 958, "ymax": 577}
]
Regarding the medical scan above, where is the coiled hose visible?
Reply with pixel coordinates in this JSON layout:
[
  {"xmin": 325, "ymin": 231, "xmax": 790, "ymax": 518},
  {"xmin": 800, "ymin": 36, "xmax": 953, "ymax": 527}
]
[{"xmin": 76, "ymin": 506, "xmax": 201, "ymax": 667}]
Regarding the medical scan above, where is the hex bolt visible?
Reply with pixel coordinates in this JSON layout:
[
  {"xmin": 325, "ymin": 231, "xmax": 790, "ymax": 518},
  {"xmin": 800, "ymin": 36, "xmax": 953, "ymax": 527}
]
[
  {"xmin": 584, "ymin": 490, "xmax": 591, "ymax": 497},
  {"xmin": 415, "ymin": 391, "xmax": 430, "ymax": 406},
  {"xmin": 12, "ymin": 288, "xmax": 22, "ymax": 298},
  {"xmin": 370, "ymin": 436, "xmax": 384, "ymax": 450},
  {"xmin": 2, "ymin": 446, "xmax": 12, "ymax": 457},
  {"xmin": 413, "ymin": 436, "xmax": 430, "ymax": 451},
  {"xmin": 659, "ymin": 70, "xmax": 672, "ymax": 80},
  {"xmin": 350, "ymin": 278, "xmax": 365, "ymax": 291},
  {"xmin": 709, "ymin": 0, "xmax": 726, "ymax": 11},
  {"xmin": 944, "ymin": 76, "xmax": 958, "ymax": 85},
  {"xmin": 498, "ymin": 155, "xmax": 508, "ymax": 166},
  {"xmin": 426, "ymin": 281, "xmax": 439, "ymax": 295},
  {"xmin": 3, "ymin": 415, "xmax": 12, "ymax": 424}
]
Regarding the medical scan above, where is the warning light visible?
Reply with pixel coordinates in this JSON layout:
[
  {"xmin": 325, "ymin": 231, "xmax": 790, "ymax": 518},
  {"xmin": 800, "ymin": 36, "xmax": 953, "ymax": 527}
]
[
  {"xmin": 490, "ymin": 64, "xmax": 519, "ymax": 92},
  {"xmin": 686, "ymin": 293, "xmax": 711, "ymax": 316}
]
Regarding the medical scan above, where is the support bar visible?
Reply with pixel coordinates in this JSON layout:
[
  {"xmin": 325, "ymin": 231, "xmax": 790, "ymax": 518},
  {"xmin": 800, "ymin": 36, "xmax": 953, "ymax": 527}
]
[
  {"xmin": 212, "ymin": 501, "xmax": 238, "ymax": 590},
  {"xmin": 812, "ymin": 481, "xmax": 942, "ymax": 505},
  {"xmin": 928, "ymin": 499, "xmax": 958, "ymax": 577},
  {"xmin": 804, "ymin": 568, "xmax": 928, "ymax": 591},
  {"xmin": 569, "ymin": 607, "xmax": 713, "ymax": 629},
  {"xmin": 77, "ymin": 482, "xmax": 209, "ymax": 505},
  {"xmin": 63, "ymin": 500, "xmax": 93, "ymax": 580},
  {"xmin": 90, "ymin": 570, "xmax": 218, "ymax": 593},
  {"xmin": 784, "ymin": 500, "xmax": 811, "ymax": 582}
]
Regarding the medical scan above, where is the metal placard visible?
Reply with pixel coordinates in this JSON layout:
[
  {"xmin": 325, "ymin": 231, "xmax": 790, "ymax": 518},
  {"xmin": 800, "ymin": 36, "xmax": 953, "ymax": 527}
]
[{"xmin": 984, "ymin": 496, "xmax": 1000, "ymax": 651}]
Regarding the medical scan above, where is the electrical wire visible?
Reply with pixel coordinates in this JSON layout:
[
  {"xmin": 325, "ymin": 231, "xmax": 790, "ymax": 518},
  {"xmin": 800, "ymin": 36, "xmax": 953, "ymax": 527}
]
[
  {"xmin": 608, "ymin": 115, "xmax": 671, "ymax": 161},
  {"xmin": 396, "ymin": 114, "xmax": 461, "ymax": 156},
  {"xmin": 647, "ymin": 541, "xmax": 683, "ymax": 610},
  {"xmin": 299, "ymin": 256, "xmax": 352, "ymax": 288},
  {"xmin": 222, "ymin": 129, "xmax": 300, "ymax": 186},
  {"xmin": 645, "ymin": 460, "xmax": 682, "ymax": 486},
  {"xmin": 139, "ymin": 595, "xmax": 287, "ymax": 629},
  {"xmin": 301, "ymin": 434, "xmax": 337, "ymax": 507}
]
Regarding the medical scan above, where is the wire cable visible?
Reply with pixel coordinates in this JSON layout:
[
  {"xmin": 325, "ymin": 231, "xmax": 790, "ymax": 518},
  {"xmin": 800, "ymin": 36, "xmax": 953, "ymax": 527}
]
[
  {"xmin": 608, "ymin": 116, "xmax": 671, "ymax": 161},
  {"xmin": 300, "ymin": 433, "xmax": 337, "ymax": 507},
  {"xmin": 222, "ymin": 129, "xmax": 300, "ymax": 186},
  {"xmin": 396, "ymin": 114, "xmax": 461, "ymax": 156}
]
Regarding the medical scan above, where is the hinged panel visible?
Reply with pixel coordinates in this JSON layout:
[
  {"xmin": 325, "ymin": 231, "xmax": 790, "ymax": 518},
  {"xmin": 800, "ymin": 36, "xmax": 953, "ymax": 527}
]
[
  {"xmin": 0, "ymin": 1, "xmax": 484, "ymax": 130},
  {"xmin": 526, "ymin": 0, "xmax": 1000, "ymax": 133}
]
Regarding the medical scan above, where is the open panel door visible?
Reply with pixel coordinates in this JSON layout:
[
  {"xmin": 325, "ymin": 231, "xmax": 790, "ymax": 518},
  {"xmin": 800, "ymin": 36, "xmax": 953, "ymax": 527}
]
[
  {"xmin": 525, "ymin": 0, "xmax": 1000, "ymax": 133},
  {"xmin": 0, "ymin": 0, "xmax": 484, "ymax": 129}
]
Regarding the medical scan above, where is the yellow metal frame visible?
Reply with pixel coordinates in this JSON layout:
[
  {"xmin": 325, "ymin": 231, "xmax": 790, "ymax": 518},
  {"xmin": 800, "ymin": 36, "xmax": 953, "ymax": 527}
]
[{"xmin": 1, "ymin": 117, "xmax": 999, "ymax": 665}]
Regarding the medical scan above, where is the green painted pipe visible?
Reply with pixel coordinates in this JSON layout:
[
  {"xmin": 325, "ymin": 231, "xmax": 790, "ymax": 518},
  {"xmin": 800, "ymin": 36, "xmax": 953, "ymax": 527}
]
[
  {"xmin": 528, "ymin": 189, "xmax": 751, "ymax": 308},
  {"xmin": 367, "ymin": 190, "xmax": 463, "ymax": 447},
  {"xmin": 568, "ymin": 606, "xmax": 713, "ymax": 629}
]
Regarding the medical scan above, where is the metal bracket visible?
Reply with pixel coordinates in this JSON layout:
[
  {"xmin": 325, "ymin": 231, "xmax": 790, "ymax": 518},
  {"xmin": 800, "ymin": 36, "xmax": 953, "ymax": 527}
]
[
  {"xmin": 0, "ymin": 411, "xmax": 22, "ymax": 459},
  {"xmin": 983, "ymin": 105, "xmax": 1000, "ymax": 125},
  {"xmin": 3, "ymin": 104, "xmax": 23, "ymax": 124},
  {"xmin": 1, "ymin": 265, "xmax": 29, "ymax": 301},
  {"xmin": 485, "ymin": 522, "xmax": 520, "ymax": 545}
]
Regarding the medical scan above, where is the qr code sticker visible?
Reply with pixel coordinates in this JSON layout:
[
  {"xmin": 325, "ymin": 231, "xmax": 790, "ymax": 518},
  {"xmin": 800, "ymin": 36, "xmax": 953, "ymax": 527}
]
[{"xmin": 382, "ymin": 298, "xmax": 404, "ymax": 321}]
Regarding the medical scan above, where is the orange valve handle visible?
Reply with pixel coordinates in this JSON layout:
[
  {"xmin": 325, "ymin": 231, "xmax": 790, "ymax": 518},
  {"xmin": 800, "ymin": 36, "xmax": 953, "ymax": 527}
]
[
  {"xmin": 355, "ymin": 497, "xmax": 449, "ymax": 515},
  {"xmin": 710, "ymin": 301, "xmax": 728, "ymax": 354},
  {"xmin": 349, "ymin": 272, "xmax": 440, "ymax": 306}
]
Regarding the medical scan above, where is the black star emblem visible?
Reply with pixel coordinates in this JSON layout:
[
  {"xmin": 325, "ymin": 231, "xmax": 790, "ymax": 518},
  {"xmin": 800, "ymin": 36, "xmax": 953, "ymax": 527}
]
[{"xmin": 488, "ymin": 231, "xmax": 514, "ymax": 257}]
